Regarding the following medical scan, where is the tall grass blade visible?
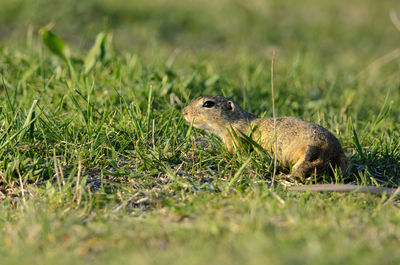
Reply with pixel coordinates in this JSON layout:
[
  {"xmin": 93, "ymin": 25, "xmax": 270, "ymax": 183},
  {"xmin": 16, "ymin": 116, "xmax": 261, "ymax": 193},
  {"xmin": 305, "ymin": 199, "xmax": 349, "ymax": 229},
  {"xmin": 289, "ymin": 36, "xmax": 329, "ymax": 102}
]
[
  {"xmin": 228, "ymin": 157, "xmax": 252, "ymax": 188},
  {"xmin": 0, "ymin": 109, "xmax": 42, "ymax": 151},
  {"xmin": 352, "ymin": 128, "xmax": 366, "ymax": 161},
  {"xmin": 18, "ymin": 99, "xmax": 38, "ymax": 141}
]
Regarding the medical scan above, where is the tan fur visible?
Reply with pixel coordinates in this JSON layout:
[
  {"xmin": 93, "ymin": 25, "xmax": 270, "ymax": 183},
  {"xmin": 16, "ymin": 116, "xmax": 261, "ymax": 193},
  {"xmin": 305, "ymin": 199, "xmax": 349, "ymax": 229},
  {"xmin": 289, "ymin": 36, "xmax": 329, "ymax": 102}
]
[{"xmin": 183, "ymin": 96, "xmax": 348, "ymax": 177}]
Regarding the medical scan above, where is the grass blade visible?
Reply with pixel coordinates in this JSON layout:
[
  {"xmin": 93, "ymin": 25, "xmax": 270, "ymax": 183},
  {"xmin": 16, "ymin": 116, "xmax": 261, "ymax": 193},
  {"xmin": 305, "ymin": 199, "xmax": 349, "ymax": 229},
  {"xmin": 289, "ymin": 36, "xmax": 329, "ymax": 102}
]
[
  {"xmin": 227, "ymin": 157, "xmax": 252, "ymax": 189},
  {"xmin": 18, "ymin": 99, "xmax": 38, "ymax": 141},
  {"xmin": 84, "ymin": 32, "xmax": 108, "ymax": 74}
]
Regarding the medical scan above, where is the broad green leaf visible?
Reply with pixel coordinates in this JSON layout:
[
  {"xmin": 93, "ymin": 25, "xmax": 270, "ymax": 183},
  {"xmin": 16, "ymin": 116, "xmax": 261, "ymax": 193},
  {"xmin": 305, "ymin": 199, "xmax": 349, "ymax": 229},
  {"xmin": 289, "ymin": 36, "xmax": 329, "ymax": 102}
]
[
  {"xmin": 41, "ymin": 29, "xmax": 70, "ymax": 61},
  {"xmin": 84, "ymin": 32, "xmax": 108, "ymax": 74}
]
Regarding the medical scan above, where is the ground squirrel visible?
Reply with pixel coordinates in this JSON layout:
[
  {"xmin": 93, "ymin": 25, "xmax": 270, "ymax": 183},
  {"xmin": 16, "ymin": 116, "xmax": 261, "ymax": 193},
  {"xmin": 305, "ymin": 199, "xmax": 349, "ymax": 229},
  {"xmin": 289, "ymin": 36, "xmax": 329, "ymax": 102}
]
[
  {"xmin": 183, "ymin": 96, "xmax": 348, "ymax": 177},
  {"xmin": 183, "ymin": 96, "xmax": 399, "ymax": 195}
]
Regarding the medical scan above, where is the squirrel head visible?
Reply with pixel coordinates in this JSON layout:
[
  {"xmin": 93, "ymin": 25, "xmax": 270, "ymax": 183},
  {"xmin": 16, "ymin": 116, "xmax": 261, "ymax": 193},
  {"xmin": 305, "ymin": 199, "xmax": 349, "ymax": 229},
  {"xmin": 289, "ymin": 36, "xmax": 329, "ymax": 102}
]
[{"xmin": 183, "ymin": 96, "xmax": 254, "ymax": 135}]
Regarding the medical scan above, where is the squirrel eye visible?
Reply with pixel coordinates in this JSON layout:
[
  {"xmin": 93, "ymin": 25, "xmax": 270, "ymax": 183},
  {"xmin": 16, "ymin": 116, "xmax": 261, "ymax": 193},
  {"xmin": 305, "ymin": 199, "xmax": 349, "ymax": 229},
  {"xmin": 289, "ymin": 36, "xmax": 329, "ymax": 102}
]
[{"xmin": 202, "ymin": 101, "xmax": 215, "ymax": 108}]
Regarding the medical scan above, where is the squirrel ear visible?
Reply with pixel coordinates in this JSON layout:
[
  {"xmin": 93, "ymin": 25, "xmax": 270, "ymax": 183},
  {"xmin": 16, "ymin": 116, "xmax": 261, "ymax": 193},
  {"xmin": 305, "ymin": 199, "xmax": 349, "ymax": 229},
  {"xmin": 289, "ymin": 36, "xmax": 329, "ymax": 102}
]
[{"xmin": 227, "ymin": 100, "xmax": 235, "ymax": 111}]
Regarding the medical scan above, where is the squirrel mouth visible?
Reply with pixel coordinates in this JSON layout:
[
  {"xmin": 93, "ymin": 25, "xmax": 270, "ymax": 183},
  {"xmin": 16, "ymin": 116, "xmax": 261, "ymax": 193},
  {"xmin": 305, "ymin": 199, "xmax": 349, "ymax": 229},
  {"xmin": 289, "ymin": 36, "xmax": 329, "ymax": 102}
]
[
  {"xmin": 184, "ymin": 114, "xmax": 197, "ymax": 126},
  {"xmin": 183, "ymin": 112, "xmax": 191, "ymax": 122},
  {"xmin": 184, "ymin": 115, "xmax": 193, "ymax": 123}
]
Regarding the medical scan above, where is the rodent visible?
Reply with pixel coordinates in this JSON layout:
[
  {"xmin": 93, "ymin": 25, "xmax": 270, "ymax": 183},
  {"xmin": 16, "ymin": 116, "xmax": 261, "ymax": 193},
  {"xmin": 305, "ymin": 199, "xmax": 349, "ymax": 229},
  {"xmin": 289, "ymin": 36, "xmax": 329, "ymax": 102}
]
[
  {"xmin": 182, "ymin": 96, "xmax": 400, "ymax": 195},
  {"xmin": 183, "ymin": 96, "xmax": 348, "ymax": 177}
]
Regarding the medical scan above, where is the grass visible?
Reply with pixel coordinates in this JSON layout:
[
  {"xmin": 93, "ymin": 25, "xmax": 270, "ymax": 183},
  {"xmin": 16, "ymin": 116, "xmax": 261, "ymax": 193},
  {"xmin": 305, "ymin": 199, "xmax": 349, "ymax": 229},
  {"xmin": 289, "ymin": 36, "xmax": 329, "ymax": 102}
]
[{"xmin": 0, "ymin": 0, "xmax": 400, "ymax": 264}]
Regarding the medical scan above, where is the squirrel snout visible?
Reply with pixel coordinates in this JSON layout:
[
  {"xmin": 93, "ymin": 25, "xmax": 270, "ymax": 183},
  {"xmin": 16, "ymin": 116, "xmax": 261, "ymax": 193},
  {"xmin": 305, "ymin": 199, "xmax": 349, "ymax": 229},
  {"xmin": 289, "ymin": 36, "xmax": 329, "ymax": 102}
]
[
  {"xmin": 183, "ymin": 107, "xmax": 191, "ymax": 117},
  {"xmin": 183, "ymin": 109, "xmax": 190, "ymax": 122}
]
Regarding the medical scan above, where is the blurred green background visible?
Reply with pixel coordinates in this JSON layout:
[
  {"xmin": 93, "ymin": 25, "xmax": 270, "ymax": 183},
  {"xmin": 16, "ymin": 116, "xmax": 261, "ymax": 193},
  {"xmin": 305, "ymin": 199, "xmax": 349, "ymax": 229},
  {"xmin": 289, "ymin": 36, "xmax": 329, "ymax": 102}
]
[
  {"xmin": 1, "ymin": 0, "xmax": 399, "ymax": 120},
  {"xmin": 1, "ymin": 0, "xmax": 399, "ymax": 58}
]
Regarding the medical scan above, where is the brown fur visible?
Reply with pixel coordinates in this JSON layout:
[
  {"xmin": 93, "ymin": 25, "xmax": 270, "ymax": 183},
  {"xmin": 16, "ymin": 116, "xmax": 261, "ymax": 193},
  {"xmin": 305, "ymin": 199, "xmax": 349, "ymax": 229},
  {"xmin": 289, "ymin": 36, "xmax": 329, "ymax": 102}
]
[{"xmin": 183, "ymin": 96, "xmax": 348, "ymax": 177}]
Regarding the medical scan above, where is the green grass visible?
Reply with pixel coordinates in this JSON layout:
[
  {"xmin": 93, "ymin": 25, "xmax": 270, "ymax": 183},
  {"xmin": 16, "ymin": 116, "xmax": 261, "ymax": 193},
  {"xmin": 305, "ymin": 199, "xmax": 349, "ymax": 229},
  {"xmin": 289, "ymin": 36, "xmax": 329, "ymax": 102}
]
[{"xmin": 0, "ymin": 0, "xmax": 400, "ymax": 264}]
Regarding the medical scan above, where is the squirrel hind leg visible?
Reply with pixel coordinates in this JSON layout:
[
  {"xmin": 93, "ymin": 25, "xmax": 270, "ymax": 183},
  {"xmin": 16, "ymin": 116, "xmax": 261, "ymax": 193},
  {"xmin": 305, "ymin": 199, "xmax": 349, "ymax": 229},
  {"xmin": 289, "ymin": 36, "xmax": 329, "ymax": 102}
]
[
  {"xmin": 291, "ymin": 160, "xmax": 317, "ymax": 177},
  {"xmin": 291, "ymin": 153, "xmax": 349, "ymax": 178},
  {"xmin": 290, "ymin": 145, "xmax": 324, "ymax": 177},
  {"xmin": 304, "ymin": 145, "xmax": 322, "ymax": 162}
]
